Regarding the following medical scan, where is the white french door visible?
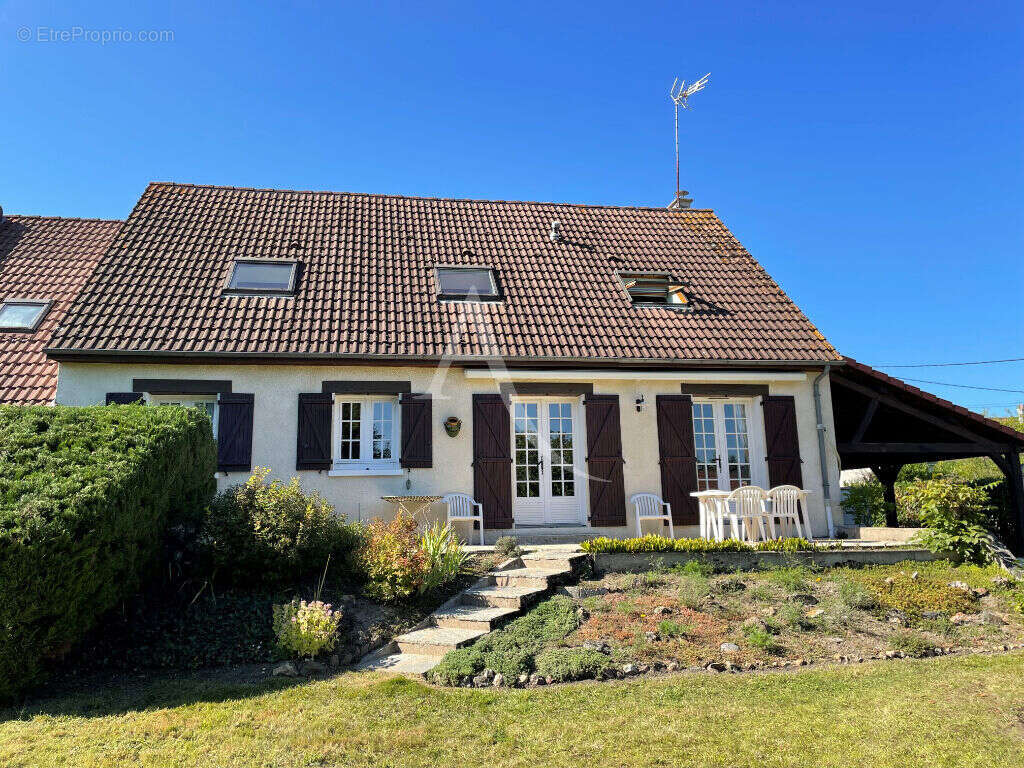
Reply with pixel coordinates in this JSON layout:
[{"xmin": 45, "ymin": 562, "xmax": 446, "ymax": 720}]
[
  {"xmin": 511, "ymin": 398, "xmax": 586, "ymax": 526},
  {"xmin": 692, "ymin": 399, "xmax": 767, "ymax": 492}
]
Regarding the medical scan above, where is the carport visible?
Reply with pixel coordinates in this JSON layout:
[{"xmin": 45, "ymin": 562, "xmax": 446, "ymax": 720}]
[{"xmin": 830, "ymin": 358, "xmax": 1024, "ymax": 548}]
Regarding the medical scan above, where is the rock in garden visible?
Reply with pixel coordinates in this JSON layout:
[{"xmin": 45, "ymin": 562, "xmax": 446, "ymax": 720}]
[
  {"xmin": 805, "ymin": 608, "xmax": 825, "ymax": 619},
  {"xmin": 884, "ymin": 577, "xmax": 895, "ymax": 585},
  {"xmin": 972, "ymin": 587, "xmax": 989, "ymax": 598},
  {"xmin": 720, "ymin": 642, "xmax": 741, "ymax": 654},
  {"xmin": 481, "ymin": 668, "xmax": 495, "ymax": 682},
  {"xmin": 492, "ymin": 673, "xmax": 505, "ymax": 687},
  {"xmin": 948, "ymin": 581, "xmax": 971, "ymax": 592},
  {"xmin": 529, "ymin": 673, "xmax": 542, "ymax": 686},
  {"xmin": 472, "ymin": 674, "xmax": 490, "ymax": 688},
  {"xmin": 622, "ymin": 663, "xmax": 637, "ymax": 675},
  {"xmin": 273, "ymin": 662, "xmax": 298, "ymax": 678},
  {"xmin": 706, "ymin": 661, "xmax": 726, "ymax": 672},
  {"xmin": 763, "ymin": 606, "xmax": 778, "ymax": 617},
  {"xmin": 303, "ymin": 660, "xmax": 327, "ymax": 675},
  {"xmin": 950, "ymin": 612, "xmax": 978, "ymax": 625},
  {"xmin": 910, "ymin": 571, "xmax": 919, "ymax": 580},
  {"xmin": 991, "ymin": 576, "xmax": 1013, "ymax": 588},
  {"xmin": 517, "ymin": 673, "xmax": 529, "ymax": 686},
  {"xmin": 653, "ymin": 606, "xmax": 672, "ymax": 616},
  {"xmin": 666, "ymin": 661, "xmax": 679, "ymax": 672},
  {"xmin": 921, "ymin": 611, "xmax": 942, "ymax": 619},
  {"xmin": 644, "ymin": 631, "xmax": 659, "ymax": 642},
  {"xmin": 980, "ymin": 610, "xmax": 1006, "ymax": 626},
  {"xmin": 792, "ymin": 594, "xmax": 818, "ymax": 605},
  {"xmin": 742, "ymin": 617, "xmax": 768, "ymax": 632}
]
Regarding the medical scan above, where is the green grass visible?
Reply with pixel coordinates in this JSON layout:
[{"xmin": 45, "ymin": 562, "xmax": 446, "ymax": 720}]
[{"xmin": 2, "ymin": 653, "xmax": 1024, "ymax": 767}]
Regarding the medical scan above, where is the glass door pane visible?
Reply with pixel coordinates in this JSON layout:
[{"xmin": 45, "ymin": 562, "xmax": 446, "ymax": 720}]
[
  {"xmin": 547, "ymin": 402, "xmax": 576, "ymax": 498},
  {"xmin": 691, "ymin": 402, "xmax": 720, "ymax": 491},
  {"xmin": 722, "ymin": 403, "xmax": 752, "ymax": 489},
  {"xmin": 513, "ymin": 402, "xmax": 541, "ymax": 498}
]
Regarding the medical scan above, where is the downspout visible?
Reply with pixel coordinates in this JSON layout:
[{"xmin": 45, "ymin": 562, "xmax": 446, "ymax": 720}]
[{"xmin": 812, "ymin": 364, "xmax": 836, "ymax": 538}]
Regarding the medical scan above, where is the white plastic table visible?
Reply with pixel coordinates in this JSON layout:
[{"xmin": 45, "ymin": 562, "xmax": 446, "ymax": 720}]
[{"xmin": 691, "ymin": 490, "xmax": 730, "ymax": 541}]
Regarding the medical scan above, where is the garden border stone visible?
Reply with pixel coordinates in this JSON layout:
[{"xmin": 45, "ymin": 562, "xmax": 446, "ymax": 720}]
[{"xmin": 592, "ymin": 548, "xmax": 940, "ymax": 574}]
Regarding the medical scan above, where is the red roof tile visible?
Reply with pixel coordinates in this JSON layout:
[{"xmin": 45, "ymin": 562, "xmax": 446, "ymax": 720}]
[
  {"xmin": 48, "ymin": 183, "xmax": 840, "ymax": 365},
  {"xmin": 0, "ymin": 215, "xmax": 121, "ymax": 404}
]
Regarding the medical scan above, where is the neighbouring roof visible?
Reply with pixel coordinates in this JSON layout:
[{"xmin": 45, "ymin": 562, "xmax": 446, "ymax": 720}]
[
  {"xmin": 0, "ymin": 215, "xmax": 121, "ymax": 404},
  {"xmin": 47, "ymin": 182, "xmax": 841, "ymax": 365}
]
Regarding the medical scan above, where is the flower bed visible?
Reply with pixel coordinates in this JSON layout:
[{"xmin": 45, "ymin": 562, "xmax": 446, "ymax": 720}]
[{"xmin": 580, "ymin": 535, "xmax": 823, "ymax": 554}]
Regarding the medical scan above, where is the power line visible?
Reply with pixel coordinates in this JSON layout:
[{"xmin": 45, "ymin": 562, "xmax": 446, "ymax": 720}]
[
  {"xmin": 899, "ymin": 376, "xmax": 1024, "ymax": 394},
  {"xmin": 874, "ymin": 357, "xmax": 1024, "ymax": 368}
]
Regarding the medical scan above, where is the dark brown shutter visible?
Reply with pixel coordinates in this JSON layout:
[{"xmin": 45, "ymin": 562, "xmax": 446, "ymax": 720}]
[
  {"xmin": 656, "ymin": 394, "xmax": 699, "ymax": 525},
  {"xmin": 400, "ymin": 393, "xmax": 432, "ymax": 468},
  {"xmin": 584, "ymin": 394, "xmax": 626, "ymax": 526},
  {"xmin": 763, "ymin": 395, "xmax": 803, "ymax": 487},
  {"xmin": 472, "ymin": 394, "xmax": 513, "ymax": 530},
  {"xmin": 216, "ymin": 393, "xmax": 254, "ymax": 472},
  {"xmin": 296, "ymin": 393, "xmax": 332, "ymax": 470},
  {"xmin": 105, "ymin": 392, "xmax": 143, "ymax": 405}
]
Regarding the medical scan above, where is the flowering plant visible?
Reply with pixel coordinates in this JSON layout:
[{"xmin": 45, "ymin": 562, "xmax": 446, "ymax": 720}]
[
  {"xmin": 272, "ymin": 598, "xmax": 343, "ymax": 658},
  {"xmin": 358, "ymin": 511, "xmax": 429, "ymax": 601}
]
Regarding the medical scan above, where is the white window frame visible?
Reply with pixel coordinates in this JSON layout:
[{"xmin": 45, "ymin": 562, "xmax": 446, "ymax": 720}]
[
  {"xmin": 691, "ymin": 397, "xmax": 768, "ymax": 491},
  {"xmin": 0, "ymin": 299, "xmax": 51, "ymax": 332},
  {"xmin": 329, "ymin": 395, "xmax": 402, "ymax": 476},
  {"xmin": 146, "ymin": 394, "xmax": 220, "ymax": 441}
]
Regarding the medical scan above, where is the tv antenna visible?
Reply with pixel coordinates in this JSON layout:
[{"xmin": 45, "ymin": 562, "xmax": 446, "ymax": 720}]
[{"xmin": 670, "ymin": 73, "xmax": 710, "ymax": 205}]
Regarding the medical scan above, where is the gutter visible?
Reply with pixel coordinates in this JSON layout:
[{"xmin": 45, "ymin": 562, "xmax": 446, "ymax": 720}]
[{"xmin": 813, "ymin": 364, "xmax": 836, "ymax": 538}]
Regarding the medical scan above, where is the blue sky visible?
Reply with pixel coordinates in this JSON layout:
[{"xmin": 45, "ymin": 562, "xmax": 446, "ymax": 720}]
[{"xmin": 2, "ymin": 0, "xmax": 1022, "ymax": 413}]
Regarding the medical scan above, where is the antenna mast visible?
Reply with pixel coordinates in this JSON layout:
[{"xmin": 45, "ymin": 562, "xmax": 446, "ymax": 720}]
[{"xmin": 670, "ymin": 73, "xmax": 710, "ymax": 204}]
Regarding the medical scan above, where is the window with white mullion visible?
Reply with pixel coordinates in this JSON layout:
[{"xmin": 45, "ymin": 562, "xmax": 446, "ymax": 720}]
[
  {"xmin": 691, "ymin": 402, "xmax": 719, "ymax": 491},
  {"xmin": 333, "ymin": 397, "xmax": 400, "ymax": 472},
  {"xmin": 691, "ymin": 398, "xmax": 763, "ymax": 492},
  {"xmin": 148, "ymin": 395, "xmax": 219, "ymax": 440},
  {"xmin": 722, "ymin": 403, "xmax": 752, "ymax": 489}
]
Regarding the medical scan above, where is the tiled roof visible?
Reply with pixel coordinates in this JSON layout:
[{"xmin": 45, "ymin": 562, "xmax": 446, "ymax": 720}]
[
  {"xmin": 48, "ymin": 183, "xmax": 840, "ymax": 365},
  {"xmin": 0, "ymin": 216, "xmax": 121, "ymax": 404},
  {"xmin": 840, "ymin": 357, "xmax": 1024, "ymax": 446}
]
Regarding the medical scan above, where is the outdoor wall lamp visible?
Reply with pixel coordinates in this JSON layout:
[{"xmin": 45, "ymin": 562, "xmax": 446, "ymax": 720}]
[{"xmin": 635, "ymin": 394, "xmax": 645, "ymax": 412}]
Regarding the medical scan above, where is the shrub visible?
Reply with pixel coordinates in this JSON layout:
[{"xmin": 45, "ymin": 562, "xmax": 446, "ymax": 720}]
[
  {"xmin": 888, "ymin": 630, "xmax": 934, "ymax": 658},
  {"xmin": 657, "ymin": 619, "xmax": 689, "ymax": 638},
  {"xmin": 903, "ymin": 479, "xmax": 994, "ymax": 565},
  {"xmin": 837, "ymin": 580, "xmax": 877, "ymax": 610},
  {"xmin": 777, "ymin": 602, "xmax": 809, "ymax": 630},
  {"xmin": 677, "ymin": 575, "xmax": 712, "ymax": 609},
  {"xmin": 419, "ymin": 522, "xmax": 469, "ymax": 595},
  {"xmin": 494, "ymin": 536, "xmax": 522, "ymax": 559},
  {"xmin": 841, "ymin": 481, "xmax": 886, "ymax": 526},
  {"xmin": 534, "ymin": 647, "xmax": 613, "ymax": 682},
  {"xmin": 430, "ymin": 596, "xmax": 579, "ymax": 685},
  {"xmin": 273, "ymin": 598, "xmax": 343, "ymax": 659},
  {"xmin": 676, "ymin": 559, "xmax": 715, "ymax": 578},
  {"xmin": 200, "ymin": 468, "xmax": 363, "ymax": 588},
  {"xmin": 580, "ymin": 536, "xmax": 820, "ymax": 554},
  {"xmin": 358, "ymin": 510, "xmax": 429, "ymax": 601},
  {"xmin": 742, "ymin": 624, "xmax": 781, "ymax": 653},
  {"xmin": 765, "ymin": 567, "xmax": 812, "ymax": 593},
  {"xmin": 0, "ymin": 404, "xmax": 216, "ymax": 702}
]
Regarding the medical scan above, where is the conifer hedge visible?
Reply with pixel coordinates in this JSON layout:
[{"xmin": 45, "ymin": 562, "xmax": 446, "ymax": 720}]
[{"xmin": 0, "ymin": 404, "xmax": 216, "ymax": 702}]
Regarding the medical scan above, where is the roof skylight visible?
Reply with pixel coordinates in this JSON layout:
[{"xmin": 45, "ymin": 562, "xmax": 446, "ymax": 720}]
[
  {"xmin": 436, "ymin": 266, "xmax": 499, "ymax": 301},
  {"xmin": 224, "ymin": 260, "xmax": 298, "ymax": 295},
  {"xmin": 0, "ymin": 299, "xmax": 50, "ymax": 331}
]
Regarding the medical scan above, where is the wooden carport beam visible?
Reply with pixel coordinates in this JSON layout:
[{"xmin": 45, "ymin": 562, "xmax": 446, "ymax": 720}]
[
  {"xmin": 851, "ymin": 398, "xmax": 879, "ymax": 442},
  {"xmin": 831, "ymin": 374, "xmax": 994, "ymax": 445},
  {"xmin": 839, "ymin": 441, "xmax": 1009, "ymax": 455},
  {"xmin": 870, "ymin": 464, "xmax": 903, "ymax": 528}
]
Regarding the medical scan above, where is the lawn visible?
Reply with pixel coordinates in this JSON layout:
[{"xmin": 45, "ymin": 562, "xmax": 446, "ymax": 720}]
[{"xmin": 1, "ymin": 652, "xmax": 1023, "ymax": 767}]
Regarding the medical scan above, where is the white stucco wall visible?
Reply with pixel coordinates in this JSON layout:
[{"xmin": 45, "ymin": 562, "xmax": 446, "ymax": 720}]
[{"xmin": 55, "ymin": 362, "xmax": 842, "ymax": 540}]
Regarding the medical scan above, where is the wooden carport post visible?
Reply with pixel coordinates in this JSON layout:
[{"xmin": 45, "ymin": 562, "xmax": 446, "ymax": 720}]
[
  {"xmin": 871, "ymin": 464, "xmax": 903, "ymax": 528},
  {"xmin": 991, "ymin": 450, "xmax": 1024, "ymax": 551}
]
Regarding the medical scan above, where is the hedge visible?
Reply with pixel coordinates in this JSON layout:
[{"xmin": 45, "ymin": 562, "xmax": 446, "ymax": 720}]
[
  {"xmin": 0, "ymin": 404, "xmax": 216, "ymax": 702},
  {"xmin": 579, "ymin": 535, "xmax": 822, "ymax": 554}
]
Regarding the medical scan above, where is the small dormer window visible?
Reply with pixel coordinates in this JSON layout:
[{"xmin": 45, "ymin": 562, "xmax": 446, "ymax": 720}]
[
  {"xmin": 224, "ymin": 259, "xmax": 298, "ymax": 296},
  {"xmin": 436, "ymin": 266, "xmax": 500, "ymax": 301},
  {"xmin": 619, "ymin": 273, "xmax": 688, "ymax": 307},
  {"xmin": 0, "ymin": 299, "xmax": 50, "ymax": 331}
]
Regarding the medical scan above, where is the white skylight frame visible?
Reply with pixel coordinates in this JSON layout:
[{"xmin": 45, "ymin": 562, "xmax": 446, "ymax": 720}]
[
  {"xmin": 435, "ymin": 265, "xmax": 501, "ymax": 302},
  {"xmin": 222, "ymin": 258, "xmax": 299, "ymax": 296},
  {"xmin": 0, "ymin": 299, "xmax": 52, "ymax": 332}
]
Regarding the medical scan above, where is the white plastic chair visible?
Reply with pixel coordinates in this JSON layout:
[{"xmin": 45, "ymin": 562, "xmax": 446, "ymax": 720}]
[
  {"xmin": 767, "ymin": 485, "xmax": 811, "ymax": 540},
  {"xmin": 724, "ymin": 486, "xmax": 773, "ymax": 543},
  {"xmin": 442, "ymin": 492, "xmax": 484, "ymax": 546},
  {"xmin": 630, "ymin": 493, "xmax": 675, "ymax": 539}
]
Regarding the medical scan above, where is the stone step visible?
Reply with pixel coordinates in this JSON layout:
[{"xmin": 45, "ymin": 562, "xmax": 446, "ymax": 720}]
[
  {"xmin": 432, "ymin": 604, "xmax": 519, "ymax": 630},
  {"xmin": 461, "ymin": 583, "xmax": 547, "ymax": 609},
  {"xmin": 490, "ymin": 566, "xmax": 569, "ymax": 588},
  {"xmin": 520, "ymin": 550, "xmax": 590, "ymax": 573},
  {"xmin": 394, "ymin": 626, "xmax": 488, "ymax": 657}
]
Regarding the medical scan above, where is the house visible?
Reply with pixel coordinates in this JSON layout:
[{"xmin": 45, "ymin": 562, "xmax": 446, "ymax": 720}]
[
  {"xmin": 39, "ymin": 181, "xmax": 849, "ymax": 541},
  {"xmin": 0, "ymin": 212, "xmax": 121, "ymax": 404}
]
